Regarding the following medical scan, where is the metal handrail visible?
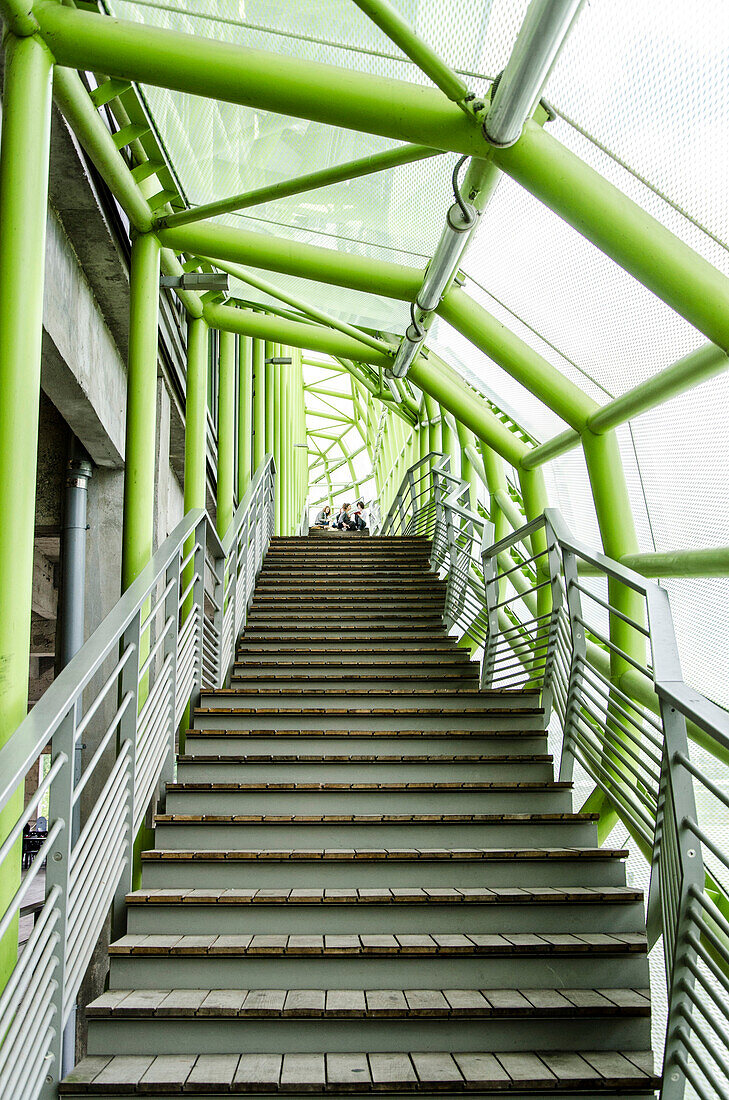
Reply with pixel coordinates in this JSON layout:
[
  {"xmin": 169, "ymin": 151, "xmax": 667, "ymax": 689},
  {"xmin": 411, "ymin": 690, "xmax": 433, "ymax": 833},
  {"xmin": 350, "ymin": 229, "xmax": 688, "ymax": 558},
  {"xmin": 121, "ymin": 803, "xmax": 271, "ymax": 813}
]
[
  {"xmin": 383, "ymin": 452, "xmax": 729, "ymax": 1100},
  {"xmin": 0, "ymin": 455, "xmax": 275, "ymax": 1100}
]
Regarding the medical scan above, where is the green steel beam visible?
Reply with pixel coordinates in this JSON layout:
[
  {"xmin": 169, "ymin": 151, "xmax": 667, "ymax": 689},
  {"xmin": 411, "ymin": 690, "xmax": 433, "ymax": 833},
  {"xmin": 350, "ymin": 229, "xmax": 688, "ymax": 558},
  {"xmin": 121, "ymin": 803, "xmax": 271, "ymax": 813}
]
[
  {"xmin": 121, "ymin": 233, "xmax": 161, "ymax": 589},
  {"xmin": 159, "ymin": 219, "xmax": 423, "ymax": 303},
  {"xmin": 0, "ymin": 0, "xmax": 38, "ymax": 36},
  {"xmin": 203, "ymin": 301, "xmax": 391, "ymax": 368},
  {"xmin": 305, "ymin": 387, "xmax": 355, "ymax": 400},
  {"xmin": 216, "ymin": 328, "xmax": 235, "ymax": 537},
  {"xmin": 273, "ymin": 345, "xmax": 282, "ymax": 534},
  {"xmin": 439, "ymin": 288, "xmax": 597, "ymax": 430},
  {"xmin": 238, "ymin": 336, "xmax": 253, "ymax": 498},
  {"xmin": 159, "ymin": 247, "xmax": 205, "ymax": 319},
  {"xmin": 0, "ymin": 30, "xmax": 53, "ymax": 981},
  {"xmin": 522, "ymin": 341, "xmax": 729, "ymax": 470},
  {"xmin": 408, "ymin": 353, "xmax": 528, "ymax": 468},
  {"xmin": 35, "ymin": 4, "xmax": 729, "ymax": 352},
  {"xmin": 620, "ymin": 547, "xmax": 729, "ymax": 579},
  {"xmin": 265, "ymin": 340, "xmax": 274, "ymax": 455},
  {"xmin": 352, "ymin": 0, "xmax": 468, "ymax": 104},
  {"xmin": 52, "ymin": 66, "xmax": 154, "ymax": 233},
  {"xmin": 159, "ymin": 143, "xmax": 440, "ymax": 229},
  {"xmin": 202, "ymin": 254, "xmax": 391, "ymax": 355}
]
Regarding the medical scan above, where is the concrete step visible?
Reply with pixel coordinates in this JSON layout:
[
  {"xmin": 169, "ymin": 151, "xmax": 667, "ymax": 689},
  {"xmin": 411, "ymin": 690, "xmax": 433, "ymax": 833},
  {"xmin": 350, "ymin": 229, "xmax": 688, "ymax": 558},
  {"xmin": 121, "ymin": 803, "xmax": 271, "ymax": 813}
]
[
  {"xmin": 196, "ymin": 689, "xmax": 542, "ymax": 713},
  {"xmin": 152, "ymin": 812, "xmax": 599, "ymax": 850},
  {"xmin": 236, "ymin": 640, "xmax": 467, "ymax": 654},
  {"xmin": 175, "ymin": 753, "xmax": 555, "ymax": 782},
  {"xmin": 163, "ymin": 783, "xmax": 575, "ymax": 816},
  {"xmin": 140, "ymin": 846, "xmax": 630, "ymax": 890},
  {"xmin": 61, "ymin": 1049, "xmax": 660, "ymax": 1097},
  {"xmin": 125, "ymin": 885, "xmax": 647, "ymax": 937},
  {"xmin": 229, "ymin": 676, "xmax": 481, "ymax": 691},
  {"xmin": 85, "ymin": 985, "xmax": 651, "ymax": 1055},
  {"xmin": 191, "ymin": 710, "xmax": 546, "ymax": 732},
  {"xmin": 233, "ymin": 653, "xmax": 474, "ymax": 666},
  {"xmin": 182, "ymin": 730, "xmax": 550, "ymax": 754},
  {"xmin": 105, "ymin": 931, "xmax": 649, "ymax": 996}
]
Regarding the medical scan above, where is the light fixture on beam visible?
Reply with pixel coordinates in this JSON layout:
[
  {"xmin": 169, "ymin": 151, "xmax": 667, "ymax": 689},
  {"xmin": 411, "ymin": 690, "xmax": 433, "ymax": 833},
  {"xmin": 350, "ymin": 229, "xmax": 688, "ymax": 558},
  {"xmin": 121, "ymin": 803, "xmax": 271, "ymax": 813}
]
[
  {"xmin": 383, "ymin": 372, "xmax": 403, "ymax": 401},
  {"xmin": 160, "ymin": 273, "xmax": 230, "ymax": 291},
  {"xmin": 483, "ymin": 0, "xmax": 583, "ymax": 148},
  {"xmin": 266, "ymin": 356, "xmax": 293, "ymax": 365},
  {"xmin": 416, "ymin": 201, "xmax": 477, "ymax": 311}
]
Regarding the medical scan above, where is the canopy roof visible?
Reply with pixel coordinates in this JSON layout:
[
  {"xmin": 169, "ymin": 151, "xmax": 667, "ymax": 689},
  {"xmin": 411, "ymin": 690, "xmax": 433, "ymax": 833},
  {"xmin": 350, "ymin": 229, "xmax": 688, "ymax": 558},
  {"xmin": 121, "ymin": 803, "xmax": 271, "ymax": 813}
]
[{"xmin": 95, "ymin": 0, "xmax": 728, "ymax": 711}]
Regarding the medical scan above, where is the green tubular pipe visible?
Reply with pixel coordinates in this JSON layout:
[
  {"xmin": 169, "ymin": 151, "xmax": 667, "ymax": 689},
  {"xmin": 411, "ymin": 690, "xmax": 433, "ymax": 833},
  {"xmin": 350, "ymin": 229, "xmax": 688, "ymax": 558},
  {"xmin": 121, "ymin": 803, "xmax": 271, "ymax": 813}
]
[
  {"xmin": 425, "ymin": 395, "xmax": 440, "ymax": 453},
  {"xmin": 203, "ymin": 255, "xmax": 391, "ymax": 355},
  {"xmin": 0, "ymin": 30, "xmax": 53, "ymax": 981},
  {"xmin": 216, "ymin": 329, "xmax": 235, "ymax": 538},
  {"xmin": 158, "ymin": 221, "xmax": 423, "ymax": 302},
  {"xmin": 264, "ymin": 341, "xmax": 275, "ymax": 456},
  {"xmin": 273, "ymin": 349, "xmax": 282, "ymax": 535},
  {"xmin": 408, "ymin": 355, "xmax": 527, "ymax": 468},
  {"xmin": 121, "ymin": 233, "xmax": 161, "ymax": 589},
  {"xmin": 491, "ymin": 120, "xmax": 729, "ymax": 355},
  {"xmin": 522, "ymin": 341, "xmax": 729, "ymax": 470},
  {"xmin": 439, "ymin": 288, "xmax": 597, "ymax": 430},
  {"xmin": 352, "ymin": 0, "xmax": 467, "ymax": 103},
  {"xmin": 580, "ymin": 430, "xmax": 644, "ymax": 841},
  {"xmin": 456, "ymin": 422, "xmax": 477, "ymax": 510},
  {"xmin": 52, "ymin": 66, "xmax": 153, "ymax": 233},
  {"xmin": 160, "ymin": 143, "xmax": 439, "ymax": 229},
  {"xmin": 159, "ymin": 248, "xmax": 205, "ymax": 320},
  {"xmin": 252, "ymin": 337, "xmax": 265, "ymax": 469},
  {"xmin": 0, "ymin": 0, "xmax": 38, "ymax": 35},
  {"xmin": 36, "ymin": 3, "xmax": 729, "ymax": 350},
  {"xmin": 620, "ymin": 547, "xmax": 729, "ymax": 578},
  {"xmin": 238, "ymin": 336, "xmax": 253, "ymax": 499},
  {"xmin": 203, "ymin": 301, "xmax": 391, "ymax": 368}
]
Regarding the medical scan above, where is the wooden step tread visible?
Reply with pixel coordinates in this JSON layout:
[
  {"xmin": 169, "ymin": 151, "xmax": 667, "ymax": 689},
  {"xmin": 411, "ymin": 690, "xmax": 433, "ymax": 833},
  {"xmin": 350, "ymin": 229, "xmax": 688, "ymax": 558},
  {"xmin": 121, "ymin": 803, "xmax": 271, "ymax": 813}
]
[
  {"xmin": 230, "ymin": 670, "xmax": 479, "ymax": 680},
  {"xmin": 89, "ymin": 985, "xmax": 651, "ymax": 1018},
  {"xmin": 126, "ymin": 885, "xmax": 643, "ymax": 906},
  {"xmin": 187, "ymin": 729, "xmax": 541, "ymax": 739},
  {"xmin": 178, "ymin": 754, "xmax": 551, "ymax": 764},
  {"xmin": 154, "ymin": 812, "xmax": 597, "ymax": 825},
  {"xmin": 195, "ymin": 709, "xmax": 542, "ymax": 718},
  {"xmin": 233, "ymin": 658, "xmax": 473, "ymax": 667},
  {"xmin": 108, "ymin": 932, "xmax": 647, "ymax": 958},
  {"xmin": 166, "ymin": 781, "xmax": 569, "ymax": 792},
  {"xmin": 141, "ymin": 847, "xmax": 628, "ymax": 862},
  {"xmin": 61, "ymin": 1049, "xmax": 659, "ymax": 1093}
]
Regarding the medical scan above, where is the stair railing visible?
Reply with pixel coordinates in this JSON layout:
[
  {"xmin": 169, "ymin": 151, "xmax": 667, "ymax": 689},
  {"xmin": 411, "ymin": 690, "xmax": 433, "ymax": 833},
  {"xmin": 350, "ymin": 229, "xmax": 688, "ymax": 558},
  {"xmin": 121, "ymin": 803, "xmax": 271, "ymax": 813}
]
[
  {"xmin": 383, "ymin": 452, "xmax": 729, "ymax": 1100},
  {"xmin": 0, "ymin": 456, "xmax": 275, "ymax": 1100}
]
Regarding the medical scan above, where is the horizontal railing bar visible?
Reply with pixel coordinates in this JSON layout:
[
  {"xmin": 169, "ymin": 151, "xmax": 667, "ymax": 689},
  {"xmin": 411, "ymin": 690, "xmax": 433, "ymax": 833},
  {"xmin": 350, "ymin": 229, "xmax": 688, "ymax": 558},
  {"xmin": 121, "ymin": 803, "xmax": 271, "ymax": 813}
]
[
  {"xmin": 139, "ymin": 576, "xmax": 176, "ymax": 637},
  {"xmin": 137, "ymin": 615, "xmax": 174, "ymax": 683},
  {"xmin": 493, "ymin": 577, "xmax": 552, "ymax": 610},
  {"xmin": 178, "ymin": 542, "xmax": 198, "ymax": 577},
  {"xmin": 575, "ymin": 618, "xmax": 651, "ymax": 679},
  {"xmin": 0, "ymin": 752, "xmax": 66, "ymax": 873},
  {"xmin": 178, "ymin": 572, "xmax": 200, "ymax": 611},
  {"xmin": 677, "ymin": 752, "xmax": 729, "ymax": 814},
  {"xmin": 575, "ymin": 678, "xmax": 664, "ymax": 765},
  {"xmin": 571, "ymin": 579, "xmax": 650, "ymax": 637},
  {"xmin": 578, "ymin": 656, "xmax": 664, "ymax": 735},
  {"xmin": 0, "ymin": 819, "xmax": 64, "ymax": 945},
  {"xmin": 674, "ymin": 1023, "xmax": 727, "ymax": 1100},
  {"xmin": 567, "ymin": 732, "xmax": 656, "ymax": 835},
  {"xmin": 70, "ymin": 744, "xmax": 131, "ymax": 876},
  {"xmin": 0, "ymin": 886, "xmax": 60, "ymax": 1024},
  {"xmin": 71, "ymin": 692, "xmax": 133, "ymax": 807},
  {"xmin": 75, "ymin": 643, "xmax": 136, "ymax": 745}
]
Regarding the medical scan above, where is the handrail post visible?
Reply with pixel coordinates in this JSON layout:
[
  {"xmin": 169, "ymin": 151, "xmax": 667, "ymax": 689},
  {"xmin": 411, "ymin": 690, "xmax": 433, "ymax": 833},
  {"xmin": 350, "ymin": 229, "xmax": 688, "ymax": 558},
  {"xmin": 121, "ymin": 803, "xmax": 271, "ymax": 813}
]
[
  {"xmin": 558, "ymin": 546, "xmax": 585, "ymax": 783},
  {"xmin": 112, "ymin": 612, "xmax": 141, "ymax": 936},
  {"xmin": 42, "ymin": 709, "xmax": 75, "ymax": 1095},
  {"xmin": 540, "ymin": 525, "xmax": 564, "ymax": 725},
  {"xmin": 159, "ymin": 554, "xmax": 180, "ymax": 793},
  {"xmin": 212, "ymin": 546, "xmax": 226, "ymax": 689},
  {"xmin": 192, "ymin": 516, "xmax": 207, "ymax": 699},
  {"xmin": 480, "ymin": 546, "xmax": 500, "ymax": 689}
]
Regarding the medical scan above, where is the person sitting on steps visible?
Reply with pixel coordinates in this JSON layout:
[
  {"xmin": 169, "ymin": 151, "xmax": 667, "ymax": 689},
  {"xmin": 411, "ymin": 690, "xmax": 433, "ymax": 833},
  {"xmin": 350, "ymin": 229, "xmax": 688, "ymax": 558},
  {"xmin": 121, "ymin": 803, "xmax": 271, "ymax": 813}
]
[
  {"xmin": 314, "ymin": 504, "xmax": 333, "ymax": 529},
  {"xmin": 336, "ymin": 502, "xmax": 357, "ymax": 531},
  {"xmin": 352, "ymin": 500, "xmax": 367, "ymax": 531}
]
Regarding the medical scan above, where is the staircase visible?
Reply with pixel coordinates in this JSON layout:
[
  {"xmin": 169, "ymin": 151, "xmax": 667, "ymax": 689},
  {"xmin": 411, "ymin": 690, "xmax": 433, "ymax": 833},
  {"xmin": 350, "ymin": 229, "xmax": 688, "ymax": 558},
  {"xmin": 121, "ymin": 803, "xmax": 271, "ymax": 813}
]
[{"xmin": 62, "ymin": 535, "xmax": 658, "ymax": 1098}]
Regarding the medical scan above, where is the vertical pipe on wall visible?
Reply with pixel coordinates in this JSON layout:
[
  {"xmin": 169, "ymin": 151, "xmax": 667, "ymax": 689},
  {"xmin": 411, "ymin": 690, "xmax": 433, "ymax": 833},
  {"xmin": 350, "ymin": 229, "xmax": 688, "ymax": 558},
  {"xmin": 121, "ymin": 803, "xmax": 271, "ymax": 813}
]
[
  {"xmin": 0, "ymin": 29, "xmax": 53, "ymax": 982},
  {"xmin": 238, "ymin": 335, "xmax": 253, "ymax": 499},
  {"xmin": 121, "ymin": 233, "xmax": 161, "ymax": 590},
  {"xmin": 265, "ymin": 339, "xmax": 275, "ymax": 457},
  {"xmin": 216, "ymin": 328, "xmax": 235, "ymax": 538},
  {"xmin": 184, "ymin": 317, "xmax": 210, "ymax": 517},
  {"xmin": 273, "ymin": 346, "xmax": 282, "ymax": 535}
]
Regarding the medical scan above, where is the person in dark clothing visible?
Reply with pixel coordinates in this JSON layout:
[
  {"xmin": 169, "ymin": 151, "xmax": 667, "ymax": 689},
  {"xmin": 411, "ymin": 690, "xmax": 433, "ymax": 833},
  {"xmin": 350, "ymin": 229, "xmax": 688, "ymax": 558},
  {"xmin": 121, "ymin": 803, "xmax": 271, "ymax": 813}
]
[
  {"xmin": 336, "ymin": 503, "xmax": 357, "ymax": 531},
  {"xmin": 352, "ymin": 500, "xmax": 367, "ymax": 530}
]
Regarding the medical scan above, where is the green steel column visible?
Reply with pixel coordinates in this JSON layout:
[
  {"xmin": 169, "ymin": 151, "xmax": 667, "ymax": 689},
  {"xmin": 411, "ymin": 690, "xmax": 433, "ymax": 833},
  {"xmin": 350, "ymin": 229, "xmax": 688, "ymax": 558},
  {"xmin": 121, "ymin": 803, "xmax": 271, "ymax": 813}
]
[
  {"xmin": 265, "ymin": 339, "xmax": 275, "ymax": 456},
  {"xmin": 456, "ymin": 421, "xmax": 477, "ymax": 510},
  {"xmin": 216, "ymin": 328, "xmax": 235, "ymax": 538},
  {"xmin": 425, "ymin": 394, "xmax": 440, "ymax": 454},
  {"xmin": 121, "ymin": 248, "xmax": 162, "ymax": 588},
  {"xmin": 184, "ymin": 317, "xmax": 209, "ymax": 515},
  {"xmin": 280, "ymin": 349, "xmax": 290, "ymax": 534},
  {"xmin": 581, "ymin": 430, "xmax": 645, "ymax": 839},
  {"xmin": 273, "ymin": 346, "xmax": 282, "ymax": 535},
  {"xmin": 480, "ymin": 444, "xmax": 510, "ymax": 544},
  {"xmin": 238, "ymin": 335, "xmax": 253, "ymax": 499},
  {"xmin": 0, "ymin": 30, "xmax": 53, "ymax": 980},
  {"xmin": 252, "ymin": 337, "xmax": 265, "ymax": 469}
]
